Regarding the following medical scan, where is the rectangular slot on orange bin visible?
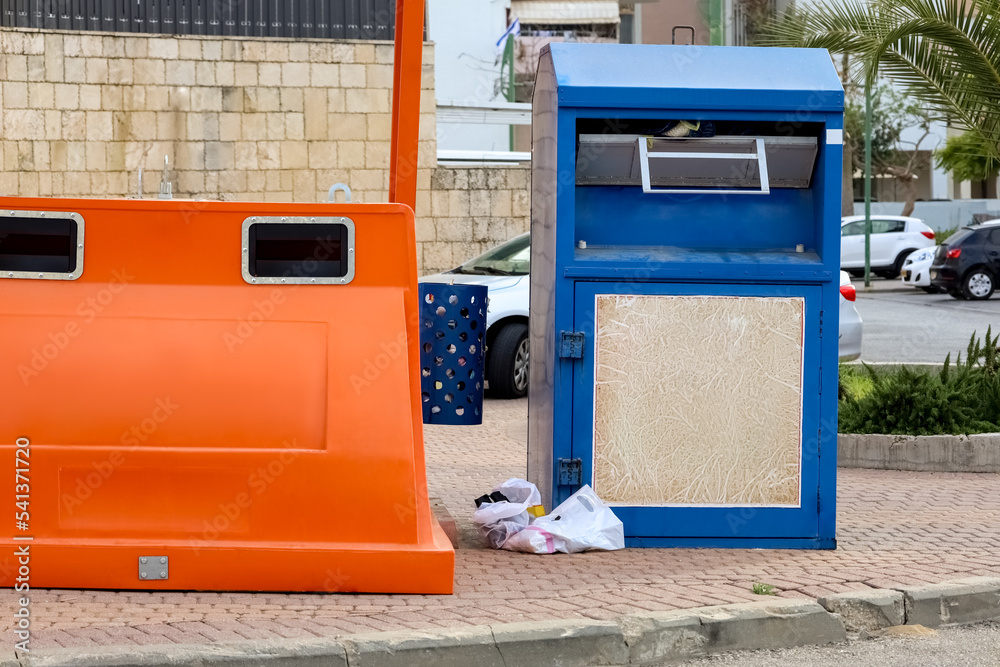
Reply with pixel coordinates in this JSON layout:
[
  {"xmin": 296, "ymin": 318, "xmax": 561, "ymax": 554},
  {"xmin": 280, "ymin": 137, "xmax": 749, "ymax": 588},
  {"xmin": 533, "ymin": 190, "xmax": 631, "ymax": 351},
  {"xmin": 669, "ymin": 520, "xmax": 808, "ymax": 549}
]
[
  {"xmin": 0, "ymin": 211, "xmax": 83, "ymax": 279},
  {"xmin": 243, "ymin": 217, "xmax": 354, "ymax": 284}
]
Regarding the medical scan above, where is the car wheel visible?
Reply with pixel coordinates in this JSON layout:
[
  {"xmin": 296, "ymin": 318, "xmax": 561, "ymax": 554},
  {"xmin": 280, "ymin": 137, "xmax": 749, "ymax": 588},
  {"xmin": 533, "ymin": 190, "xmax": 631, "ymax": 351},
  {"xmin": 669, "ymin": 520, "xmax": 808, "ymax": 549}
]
[
  {"xmin": 846, "ymin": 269, "xmax": 864, "ymax": 278},
  {"xmin": 486, "ymin": 323, "xmax": 529, "ymax": 399},
  {"xmin": 963, "ymin": 268, "xmax": 995, "ymax": 300},
  {"xmin": 919, "ymin": 286, "xmax": 941, "ymax": 294},
  {"xmin": 884, "ymin": 249, "xmax": 917, "ymax": 280}
]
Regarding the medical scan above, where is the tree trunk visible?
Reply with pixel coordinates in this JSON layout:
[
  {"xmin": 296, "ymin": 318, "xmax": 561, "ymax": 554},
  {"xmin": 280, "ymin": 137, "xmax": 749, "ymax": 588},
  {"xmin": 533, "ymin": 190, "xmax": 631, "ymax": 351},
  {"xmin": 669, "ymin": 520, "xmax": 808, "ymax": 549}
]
[
  {"xmin": 898, "ymin": 176, "xmax": 916, "ymax": 217},
  {"xmin": 842, "ymin": 136, "xmax": 855, "ymax": 216}
]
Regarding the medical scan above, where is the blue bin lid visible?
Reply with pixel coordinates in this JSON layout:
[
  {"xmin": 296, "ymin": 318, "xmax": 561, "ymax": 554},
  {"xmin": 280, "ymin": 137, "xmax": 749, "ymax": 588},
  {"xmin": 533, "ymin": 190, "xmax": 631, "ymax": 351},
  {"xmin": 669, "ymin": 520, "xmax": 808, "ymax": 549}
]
[{"xmin": 544, "ymin": 43, "xmax": 843, "ymax": 112}]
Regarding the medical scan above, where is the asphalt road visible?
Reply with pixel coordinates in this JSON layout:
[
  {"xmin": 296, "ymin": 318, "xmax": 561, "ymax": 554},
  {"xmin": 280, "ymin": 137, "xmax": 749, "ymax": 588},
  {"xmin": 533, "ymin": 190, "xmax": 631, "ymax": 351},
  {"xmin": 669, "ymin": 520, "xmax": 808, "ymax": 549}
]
[
  {"xmin": 675, "ymin": 621, "xmax": 1000, "ymax": 666},
  {"xmin": 852, "ymin": 283, "xmax": 1000, "ymax": 363}
]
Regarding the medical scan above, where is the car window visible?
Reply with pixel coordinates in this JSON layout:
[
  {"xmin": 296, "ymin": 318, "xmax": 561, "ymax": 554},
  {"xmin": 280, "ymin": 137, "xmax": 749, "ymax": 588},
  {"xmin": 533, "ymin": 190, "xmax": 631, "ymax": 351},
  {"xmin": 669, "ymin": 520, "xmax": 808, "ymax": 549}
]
[
  {"xmin": 988, "ymin": 228, "xmax": 1000, "ymax": 246},
  {"xmin": 841, "ymin": 221, "xmax": 864, "ymax": 236},
  {"xmin": 871, "ymin": 219, "xmax": 906, "ymax": 234},
  {"xmin": 454, "ymin": 234, "xmax": 530, "ymax": 276},
  {"xmin": 946, "ymin": 228, "xmax": 977, "ymax": 247}
]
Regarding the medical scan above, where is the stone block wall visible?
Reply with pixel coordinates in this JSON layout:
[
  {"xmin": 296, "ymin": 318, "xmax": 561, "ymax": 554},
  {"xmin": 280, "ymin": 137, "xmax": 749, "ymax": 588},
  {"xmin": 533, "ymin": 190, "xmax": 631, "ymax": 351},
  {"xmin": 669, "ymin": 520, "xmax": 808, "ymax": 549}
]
[
  {"xmin": 0, "ymin": 28, "xmax": 434, "ymax": 204},
  {"xmin": 0, "ymin": 27, "xmax": 530, "ymax": 274},
  {"xmin": 418, "ymin": 165, "xmax": 530, "ymax": 275}
]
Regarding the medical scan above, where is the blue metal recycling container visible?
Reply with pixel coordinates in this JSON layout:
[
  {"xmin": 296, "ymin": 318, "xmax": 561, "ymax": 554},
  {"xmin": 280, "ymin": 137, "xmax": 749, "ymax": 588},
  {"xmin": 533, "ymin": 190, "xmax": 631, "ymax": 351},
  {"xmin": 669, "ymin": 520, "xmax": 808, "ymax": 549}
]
[{"xmin": 527, "ymin": 44, "xmax": 844, "ymax": 549}]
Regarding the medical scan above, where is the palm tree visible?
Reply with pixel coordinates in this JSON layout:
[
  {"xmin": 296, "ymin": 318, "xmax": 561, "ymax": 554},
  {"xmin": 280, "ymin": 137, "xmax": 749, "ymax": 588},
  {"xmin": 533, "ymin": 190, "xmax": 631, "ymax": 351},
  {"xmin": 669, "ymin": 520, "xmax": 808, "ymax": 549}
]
[{"xmin": 763, "ymin": 0, "xmax": 1000, "ymax": 165}]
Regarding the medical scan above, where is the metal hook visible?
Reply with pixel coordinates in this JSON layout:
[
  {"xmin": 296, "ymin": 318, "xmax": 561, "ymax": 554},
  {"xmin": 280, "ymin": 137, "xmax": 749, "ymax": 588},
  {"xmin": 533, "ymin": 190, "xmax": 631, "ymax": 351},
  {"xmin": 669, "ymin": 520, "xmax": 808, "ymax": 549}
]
[
  {"xmin": 671, "ymin": 25, "xmax": 695, "ymax": 45},
  {"xmin": 158, "ymin": 156, "xmax": 172, "ymax": 200},
  {"xmin": 328, "ymin": 183, "xmax": 353, "ymax": 203}
]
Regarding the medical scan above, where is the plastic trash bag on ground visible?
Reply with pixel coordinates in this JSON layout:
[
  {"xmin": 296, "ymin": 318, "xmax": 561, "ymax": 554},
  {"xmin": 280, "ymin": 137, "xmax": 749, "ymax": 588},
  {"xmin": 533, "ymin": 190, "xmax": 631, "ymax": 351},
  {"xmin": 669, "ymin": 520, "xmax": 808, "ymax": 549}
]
[
  {"xmin": 501, "ymin": 485, "xmax": 625, "ymax": 554},
  {"xmin": 493, "ymin": 478, "xmax": 541, "ymax": 507},
  {"xmin": 472, "ymin": 499, "xmax": 529, "ymax": 549},
  {"xmin": 471, "ymin": 478, "xmax": 543, "ymax": 548}
]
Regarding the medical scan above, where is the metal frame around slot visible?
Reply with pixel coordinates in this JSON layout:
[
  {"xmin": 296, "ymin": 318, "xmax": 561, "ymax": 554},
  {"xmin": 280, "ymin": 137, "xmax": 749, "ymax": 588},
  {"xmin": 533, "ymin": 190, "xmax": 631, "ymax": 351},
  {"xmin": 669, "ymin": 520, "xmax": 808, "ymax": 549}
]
[
  {"xmin": 241, "ymin": 216, "xmax": 356, "ymax": 285},
  {"xmin": 0, "ymin": 210, "xmax": 85, "ymax": 281},
  {"xmin": 637, "ymin": 137, "xmax": 771, "ymax": 195}
]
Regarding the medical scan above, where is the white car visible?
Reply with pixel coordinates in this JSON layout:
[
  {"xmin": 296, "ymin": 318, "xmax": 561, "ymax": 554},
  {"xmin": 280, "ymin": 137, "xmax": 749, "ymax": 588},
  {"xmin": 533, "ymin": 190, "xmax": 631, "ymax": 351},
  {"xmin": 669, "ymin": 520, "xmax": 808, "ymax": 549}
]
[
  {"xmin": 422, "ymin": 235, "xmax": 863, "ymax": 397},
  {"xmin": 839, "ymin": 270, "xmax": 863, "ymax": 362},
  {"xmin": 420, "ymin": 233, "xmax": 530, "ymax": 399},
  {"xmin": 900, "ymin": 247, "xmax": 940, "ymax": 292},
  {"xmin": 841, "ymin": 215, "xmax": 935, "ymax": 279}
]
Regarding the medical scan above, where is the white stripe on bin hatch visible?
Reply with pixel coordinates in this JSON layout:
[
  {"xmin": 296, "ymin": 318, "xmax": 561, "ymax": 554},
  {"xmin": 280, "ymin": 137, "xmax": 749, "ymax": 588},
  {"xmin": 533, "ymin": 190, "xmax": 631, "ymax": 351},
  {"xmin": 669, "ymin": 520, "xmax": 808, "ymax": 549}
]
[{"xmin": 826, "ymin": 129, "xmax": 843, "ymax": 145}]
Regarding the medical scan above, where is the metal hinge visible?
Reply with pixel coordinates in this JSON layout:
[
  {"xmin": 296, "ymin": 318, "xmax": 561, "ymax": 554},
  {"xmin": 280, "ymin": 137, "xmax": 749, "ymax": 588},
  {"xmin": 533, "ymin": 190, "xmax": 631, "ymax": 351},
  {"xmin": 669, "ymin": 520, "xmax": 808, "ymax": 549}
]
[
  {"xmin": 559, "ymin": 331, "xmax": 585, "ymax": 359},
  {"xmin": 819, "ymin": 310, "xmax": 824, "ymax": 337},
  {"xmin": 818, "ymin": 366, "xmax": 822, "ymax": 394},
  {"xmin": 557, "ymin": 458, "xmax": 583, "ymax": 486}
]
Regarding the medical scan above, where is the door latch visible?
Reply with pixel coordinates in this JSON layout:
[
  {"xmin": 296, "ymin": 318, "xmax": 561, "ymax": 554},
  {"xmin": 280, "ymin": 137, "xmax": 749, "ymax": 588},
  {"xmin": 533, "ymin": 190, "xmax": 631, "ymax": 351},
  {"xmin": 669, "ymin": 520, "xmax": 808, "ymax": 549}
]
[
  {"xmin": 559, "ymin": 331, "xmax": 585, "ymax": 359},
  {"xmin": 557, "ymin": 458, "xmax": 583, "ymax": 486}
]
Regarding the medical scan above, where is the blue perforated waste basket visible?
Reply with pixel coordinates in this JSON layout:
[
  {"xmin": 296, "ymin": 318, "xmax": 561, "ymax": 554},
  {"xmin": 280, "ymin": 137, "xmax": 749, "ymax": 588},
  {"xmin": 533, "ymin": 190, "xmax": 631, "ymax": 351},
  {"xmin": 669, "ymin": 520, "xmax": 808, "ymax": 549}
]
[{"xmin": 419, "ymin": 283, "xmax": 487, "ymax": 425}]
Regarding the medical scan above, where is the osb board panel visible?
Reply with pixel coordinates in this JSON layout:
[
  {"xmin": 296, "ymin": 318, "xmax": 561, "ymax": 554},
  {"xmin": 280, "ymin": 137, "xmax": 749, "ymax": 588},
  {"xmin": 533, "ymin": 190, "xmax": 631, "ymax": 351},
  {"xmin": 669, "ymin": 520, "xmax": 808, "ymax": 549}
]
[{"xmin": 593, "ymin": 295, "xmax": 803, "ymax": 506}]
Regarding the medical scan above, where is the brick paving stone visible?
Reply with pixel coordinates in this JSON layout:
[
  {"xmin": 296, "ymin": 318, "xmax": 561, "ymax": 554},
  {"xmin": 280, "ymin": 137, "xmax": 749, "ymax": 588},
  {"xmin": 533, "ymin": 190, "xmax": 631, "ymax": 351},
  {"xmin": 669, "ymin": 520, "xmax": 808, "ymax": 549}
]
[{"xmin": 3, "ymin": 398, "xmax": 998, "ymax": 649}]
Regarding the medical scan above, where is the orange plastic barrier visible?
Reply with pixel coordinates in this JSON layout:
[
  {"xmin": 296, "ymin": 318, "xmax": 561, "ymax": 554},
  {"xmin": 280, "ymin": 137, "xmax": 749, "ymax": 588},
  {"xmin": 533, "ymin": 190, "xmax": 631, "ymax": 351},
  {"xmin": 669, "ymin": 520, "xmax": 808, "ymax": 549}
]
[{"xmin": 0, "ymin": 197, "xmax": 454, "ymax": 593}]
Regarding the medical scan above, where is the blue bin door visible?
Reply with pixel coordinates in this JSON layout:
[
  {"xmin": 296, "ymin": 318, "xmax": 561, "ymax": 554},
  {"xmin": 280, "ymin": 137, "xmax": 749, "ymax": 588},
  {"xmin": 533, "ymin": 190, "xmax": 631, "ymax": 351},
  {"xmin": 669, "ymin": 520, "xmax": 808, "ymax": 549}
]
[{"xmin": 572, "ymin": 281, "xmax": 823, "ymax": 542}]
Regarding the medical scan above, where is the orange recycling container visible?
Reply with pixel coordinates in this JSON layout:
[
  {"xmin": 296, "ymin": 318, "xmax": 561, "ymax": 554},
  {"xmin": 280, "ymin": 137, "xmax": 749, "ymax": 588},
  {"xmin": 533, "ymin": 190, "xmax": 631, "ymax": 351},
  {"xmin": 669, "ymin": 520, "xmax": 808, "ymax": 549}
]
[{"xmin": 0, "ymin": 196, "xmax": 454, "ymax": 593}]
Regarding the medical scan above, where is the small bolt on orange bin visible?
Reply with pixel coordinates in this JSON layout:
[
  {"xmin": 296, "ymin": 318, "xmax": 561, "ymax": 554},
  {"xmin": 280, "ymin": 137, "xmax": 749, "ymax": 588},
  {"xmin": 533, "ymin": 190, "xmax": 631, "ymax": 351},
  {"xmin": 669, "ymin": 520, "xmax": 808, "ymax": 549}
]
[{"xmin": 0, "ymin": 0, "xmax": 454, "ymax": 593}]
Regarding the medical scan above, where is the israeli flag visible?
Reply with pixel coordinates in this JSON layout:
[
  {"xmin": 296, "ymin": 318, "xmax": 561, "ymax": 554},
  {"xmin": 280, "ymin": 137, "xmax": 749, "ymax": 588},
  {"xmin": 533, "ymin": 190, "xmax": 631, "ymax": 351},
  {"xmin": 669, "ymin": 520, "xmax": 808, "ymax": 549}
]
[{"xmin": 496, "ymin": 17, "xmax": 521, "ymax": 52}]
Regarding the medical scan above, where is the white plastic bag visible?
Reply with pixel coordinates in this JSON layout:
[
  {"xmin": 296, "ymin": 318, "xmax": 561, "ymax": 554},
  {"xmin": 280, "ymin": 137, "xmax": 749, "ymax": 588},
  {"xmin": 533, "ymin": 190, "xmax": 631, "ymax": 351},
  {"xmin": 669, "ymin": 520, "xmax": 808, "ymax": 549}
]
[
  {"xmin": 493, "ymin": 478, "xmax": 542, "ymax": 507},
  {"xmin": 471, "ymin": 478, "xmax": 545, "ymax": 549},
  {"xmin": 472, "ymin": 500, "xmax": 530, "ymax": 549},
  {"xmin": 502, "ymin": 485, "xmax": 625, "ymax": 554}
]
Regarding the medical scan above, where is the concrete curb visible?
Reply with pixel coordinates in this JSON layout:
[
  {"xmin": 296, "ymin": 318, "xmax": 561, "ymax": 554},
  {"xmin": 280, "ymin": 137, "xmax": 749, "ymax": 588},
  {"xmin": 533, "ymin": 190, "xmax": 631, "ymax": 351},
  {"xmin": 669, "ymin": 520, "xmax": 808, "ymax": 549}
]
[
  {"xmin": 838, "ymin": 433, "xmax": 1000, "ymax": 473},
  {"xmin": 897, "ymin": 577, "xmax": 1000, "ymax": 628},
  {"xmin": 818, "ymin": 589, "xmax": 905, "ymax": 633},
  {"xmin": 18, "ymin": 578, "xmax": 1000, "ymax": 666},
  {"xmin": 620, "ymin": 599, "xmax": 846, "ymax": 665}
]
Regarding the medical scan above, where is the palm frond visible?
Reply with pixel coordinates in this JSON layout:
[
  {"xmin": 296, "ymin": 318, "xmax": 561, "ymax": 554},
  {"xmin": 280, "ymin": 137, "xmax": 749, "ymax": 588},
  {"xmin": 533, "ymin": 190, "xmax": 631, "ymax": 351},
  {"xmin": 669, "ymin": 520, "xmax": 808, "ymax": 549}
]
[{"xmin": 760, "ymin": 0, "xmax": 1000, "ymax": 162}]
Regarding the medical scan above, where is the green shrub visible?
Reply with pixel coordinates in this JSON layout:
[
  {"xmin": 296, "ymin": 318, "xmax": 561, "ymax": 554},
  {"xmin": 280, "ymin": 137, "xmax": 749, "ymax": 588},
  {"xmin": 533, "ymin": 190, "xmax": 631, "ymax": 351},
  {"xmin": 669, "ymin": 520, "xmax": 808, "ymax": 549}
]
[
  {"xmin": 838, "ymin": 364, "xmax": 874, "ymax": 401},
  {"xmin": 839, "ymin": 327, "xmax": 1000, "ymax": 435},
  {"xmin": 936, "ymin": 226, "xmax": 960, "ymax": 245}
]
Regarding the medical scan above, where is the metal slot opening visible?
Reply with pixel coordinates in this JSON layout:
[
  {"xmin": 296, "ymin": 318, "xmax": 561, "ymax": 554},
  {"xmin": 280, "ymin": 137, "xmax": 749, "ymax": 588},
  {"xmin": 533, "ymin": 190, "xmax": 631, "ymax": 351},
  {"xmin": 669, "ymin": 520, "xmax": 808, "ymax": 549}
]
[
  {"xmin": 242, "ymin": 217, "xmax": 355, "ymax": 285},
  {"xmin": 0, "ymin": 212, "xmax": 84, "ymax": 280},
  {"xmin": 576, "ymin": 135, "xmax": 819, "ymax": 190}
]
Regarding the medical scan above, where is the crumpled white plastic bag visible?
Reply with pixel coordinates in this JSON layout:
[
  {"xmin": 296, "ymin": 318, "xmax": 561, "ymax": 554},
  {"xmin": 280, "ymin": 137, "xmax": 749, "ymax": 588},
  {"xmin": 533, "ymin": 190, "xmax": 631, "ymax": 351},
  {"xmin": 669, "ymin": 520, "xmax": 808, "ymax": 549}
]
[
  {"xmin": 471, "ymin": 478, "xmax": 542, "ymax": 549},
  {"xmin": 493, "ymin": 478, "xmax": 542, "ymax": 507},
  {"xmin": 501, "ymin": 485, "xmax": 625, "ymax": 554},
  {"xmin": 472, "ymin": 498, "xmax": 530, "ymax": 549}
]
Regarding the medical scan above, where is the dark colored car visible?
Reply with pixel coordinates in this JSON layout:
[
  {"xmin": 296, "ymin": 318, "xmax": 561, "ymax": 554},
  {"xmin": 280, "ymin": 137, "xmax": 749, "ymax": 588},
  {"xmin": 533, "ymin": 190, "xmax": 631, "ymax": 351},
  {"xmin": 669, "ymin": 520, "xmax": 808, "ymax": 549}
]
[{"xmin": 930, "ymin": 222, "xmax": 1000, "ymax": 300}]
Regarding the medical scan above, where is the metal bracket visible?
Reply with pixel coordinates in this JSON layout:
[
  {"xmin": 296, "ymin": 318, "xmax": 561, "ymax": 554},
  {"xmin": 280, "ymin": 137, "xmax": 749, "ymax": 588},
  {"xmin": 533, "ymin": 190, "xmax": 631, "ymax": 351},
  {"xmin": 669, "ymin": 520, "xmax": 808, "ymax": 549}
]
[
  {"xmin": 559, "ymin": 331, "xmax": 585, "ymax": 359},
  {"xmin": 158, "ymin": 156, "xmax": 172, "ymax": 200},
  {"xmin": 328, "ymin": 183, "xmax": 353, "ymax": 203},
  {"xmin": 638, "ymin": 136, "xmax": 771, "ymax": 195},
  {"xmin": 671, "ymin": 25, "xmax": 695, "ymax": 45},
  {"xmin": 138, "ymin": 556, "xmax": 169, "ymax": 581},
  {"xmin": 557, "ymin": 458, "xmax": 583, "ymax": 486}
]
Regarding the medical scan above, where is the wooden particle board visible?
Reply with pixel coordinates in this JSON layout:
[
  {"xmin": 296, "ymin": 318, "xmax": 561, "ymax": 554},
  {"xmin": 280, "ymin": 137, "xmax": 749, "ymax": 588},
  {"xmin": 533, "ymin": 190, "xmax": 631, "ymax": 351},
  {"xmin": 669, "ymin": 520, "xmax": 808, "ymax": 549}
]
[{"xmin": 592, "ymin": 294, "xmax": 804, "ymax": 506}]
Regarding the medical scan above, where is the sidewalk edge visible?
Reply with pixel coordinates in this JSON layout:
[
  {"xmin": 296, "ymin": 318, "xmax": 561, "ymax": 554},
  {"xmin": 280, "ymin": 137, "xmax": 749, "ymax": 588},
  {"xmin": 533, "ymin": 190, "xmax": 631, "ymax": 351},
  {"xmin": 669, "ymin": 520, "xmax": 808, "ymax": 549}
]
[{"xmin": 19, "ymin": 578, "xmax": 1000, "ymax": 667}]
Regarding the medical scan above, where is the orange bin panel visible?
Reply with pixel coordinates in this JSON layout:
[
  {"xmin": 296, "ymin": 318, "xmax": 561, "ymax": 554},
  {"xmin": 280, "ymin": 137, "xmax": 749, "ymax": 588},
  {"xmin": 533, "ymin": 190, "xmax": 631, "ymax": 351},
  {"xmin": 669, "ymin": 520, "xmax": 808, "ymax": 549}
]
[{"xmin": 0, "ymin": 196, "xmax": 453, "ymax": 593}]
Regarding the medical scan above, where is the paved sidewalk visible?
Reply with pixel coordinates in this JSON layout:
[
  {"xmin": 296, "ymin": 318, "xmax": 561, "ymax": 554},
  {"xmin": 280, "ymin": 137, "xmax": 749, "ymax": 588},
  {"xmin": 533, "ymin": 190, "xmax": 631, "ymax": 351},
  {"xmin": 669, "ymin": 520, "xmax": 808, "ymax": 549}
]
[{"xmin": 6, "ymin": 399, "xmax": 1000, "ymax": 650}]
